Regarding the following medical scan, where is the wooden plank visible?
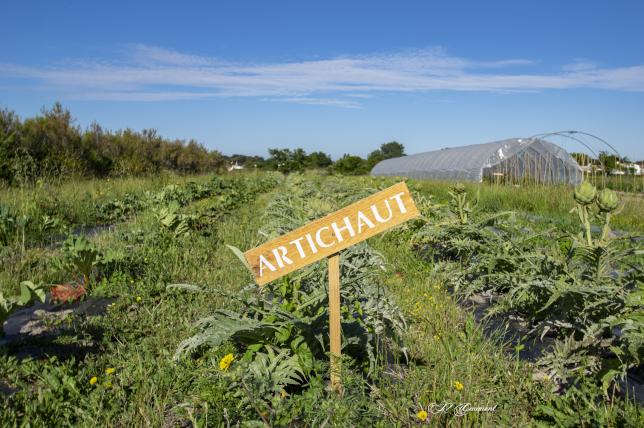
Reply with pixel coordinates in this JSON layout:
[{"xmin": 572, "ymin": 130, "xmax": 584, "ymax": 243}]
[
  {"xmin": 327, "ymin": 254, "xmax": 342, "ymax": 393},
  {"xmin": 244, "ymin": 181, "xmax": 420, "ymax": 285}
]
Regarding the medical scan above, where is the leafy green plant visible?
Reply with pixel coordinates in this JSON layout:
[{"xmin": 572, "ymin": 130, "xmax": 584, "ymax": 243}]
[
  {"xmin": 169, "ymin": 176, "xmax": 409, "ymax": 420},
  {"xmin": 417, "ymin": 181, "xmax": 643, "ymax": 394},
  {"xmin": 0, "ymin": 281, "xmax": 46, "ymax": 334},
  {"xmin": 96, "ymin": 192, "xmax": 143, "ymax": 222},
  {"xmin": 412, "ymin": 183, "xmax": 513, "ymax": 264},
  {"xmin": 60, "ymin": 235, "xmax": 100, "ymax": 286},
  {"xmin": 154, "ymin": 202, "xmax": 196, "ymax": 237}
]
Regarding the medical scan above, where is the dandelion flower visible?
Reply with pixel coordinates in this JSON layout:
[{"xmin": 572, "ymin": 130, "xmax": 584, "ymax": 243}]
[
  {"xmin": 136, "ymin": 296, "xmax": 142, "ymax": 302},
  {"xmin": 417, "ymin": 409, "xmax": 428, "ymax": 421},
  {"xmin": 453, "ymin": 380, "xmax": 464, "ymax": 391},
  {"xmin": 105, "ymin": 367, "xmax": 116, "ymax": 375},
  {"xmin": 89, "ymin": 376, "xmax": 98, "ymax": 385},
  {"xmin": 219, "ymin": 353, "xmax": 234, "ymax": 371}
]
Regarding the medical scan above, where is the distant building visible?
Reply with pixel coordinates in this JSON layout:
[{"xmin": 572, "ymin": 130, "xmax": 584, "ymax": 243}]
[
  {"xmin": 623, "ymin": 163, "xmax": 642, "ymax": 175},
  {"xmin": 371, "ymin": 138, "xmax": 582, "ymax": 184}
]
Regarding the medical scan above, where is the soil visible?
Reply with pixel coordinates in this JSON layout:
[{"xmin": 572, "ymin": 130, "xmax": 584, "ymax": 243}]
[{"xmin": 1, "ymin": 294, "xmax": 115, "ymax": 346}]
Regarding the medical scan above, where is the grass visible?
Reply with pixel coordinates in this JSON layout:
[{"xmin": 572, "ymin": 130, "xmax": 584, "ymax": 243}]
[
  {"xmin": 406, "ymin": 179, "xmax": 644, "ymax": 233},
  {"xmin": 1, "ymin": 173, "xmax": 642, "ymax": 426}
]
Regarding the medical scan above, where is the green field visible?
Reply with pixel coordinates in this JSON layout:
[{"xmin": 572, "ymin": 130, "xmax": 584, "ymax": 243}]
[{"xmin": 1, "ymin": 173, "xmax": 643, "ymax": 427}]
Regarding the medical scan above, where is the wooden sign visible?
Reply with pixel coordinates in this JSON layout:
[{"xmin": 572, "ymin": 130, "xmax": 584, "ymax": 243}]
[
  {"xmin": 244, "ymin": 181, "xmax": 420, "ymax": 285},
  {"xmin": 244, "ymin": 181, "xmax": 419, "ymax": 393}
]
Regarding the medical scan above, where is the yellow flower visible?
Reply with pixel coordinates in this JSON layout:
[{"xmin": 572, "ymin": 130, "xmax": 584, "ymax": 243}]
[
  {"xmin": 433, "ymin": 334, "xmax": 440, "ymax": 341},
  {"xmin": 417, "ymin": 409, "xmax": 428, "ymax": 421},
  {"xmin": 89, "ymin": 376, "xmax": 98, "ymax": 385},
  {"xmin": 219, "ymin": 353, "xmax": 234, "ymax": 371},
  {"xmin": 453, "ymin": 380, "xmax": 464, "ymax": 391},
  {"xmin": 136, "ymin": 296, "xmax": 142, "ymax": 302},
  {"xmin": 105, "ymin": 367, "xmax": 116, "ymax": 375}
]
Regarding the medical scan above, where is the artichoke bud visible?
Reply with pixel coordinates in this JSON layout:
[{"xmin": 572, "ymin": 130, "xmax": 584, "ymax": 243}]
[
  {"xmin": 597, "ymin": 188, "xmax": 619, "ymax": 212},
  {"xmin": 574, "ymin": 181, "xmax": 597, "ymax": 205},
  {"xmin": 451, "ymin": 183, "xmax": 466, "ymax": 195}
]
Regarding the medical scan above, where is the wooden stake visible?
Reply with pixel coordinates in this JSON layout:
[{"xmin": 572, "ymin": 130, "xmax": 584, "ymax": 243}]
[{"xmin": 328, "ymin": 253, "xmax": 342, "ymax": 394}]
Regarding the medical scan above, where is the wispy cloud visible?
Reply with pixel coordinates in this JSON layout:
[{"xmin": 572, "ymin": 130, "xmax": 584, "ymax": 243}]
[
  {"xmin": 1, "ymin": 45, "xmax": 643, "ymax": 107},
  {"xmin": 263, "ymin": 97, "xmax": 363, "ymax": 109},
  {"xmin": 125, "ymin": 44, "xmax": 216, "ymax": 66}
]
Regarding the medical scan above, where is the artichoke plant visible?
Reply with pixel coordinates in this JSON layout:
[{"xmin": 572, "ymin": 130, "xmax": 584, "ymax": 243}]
[
  {"xmin": 572, "ymin": 182, "xmax": 597, "ymax": 245},
  {"xmin": 574, "ymin": 181, "xmax": 597, "ymax": 206},
  {"xmin": 597, "ymin": 188, "xmax": 620, "ymax": 241},
  {"xmin": 597, "ymin": 188, "xmax": 619, "ymax": 213}
]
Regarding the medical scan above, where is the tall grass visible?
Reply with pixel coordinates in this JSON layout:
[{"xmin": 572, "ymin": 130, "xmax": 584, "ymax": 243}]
[{"xmin": 404, "ymin": 178, "xmax": 643, "ymax": 233}]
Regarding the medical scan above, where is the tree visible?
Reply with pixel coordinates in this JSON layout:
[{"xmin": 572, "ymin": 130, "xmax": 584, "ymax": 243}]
[
  {"xmin": 380, "ymin": 141, "xmax": 405, "ymax": 159},
  {"xmin": 333, "ymin": 154, "xmax": 368, "ymax": 175},
  {"xmin": 0, "ymin": 109, "xmax": 21, "ymax": 182},
  {"xmin": 598, "ymin": 151, "xmax": 619, "ymax": 172},
  {"xmin": 307, "ymin": 151, "xmax": 332, "ymax": 168},
  {"xmin": 366, "ymin": 141, "xmax": 405, "ymax": 170},
  {"xmin": 0, "ymin": 103, "xmax": 225, "ymax": 182},
  {"xmin": 266, "ymin": 148, "xmax": 309, "ymax": 173},
  {"xmin": 366, "ymin": 150, "xmax": 384, "ymax": 170}
]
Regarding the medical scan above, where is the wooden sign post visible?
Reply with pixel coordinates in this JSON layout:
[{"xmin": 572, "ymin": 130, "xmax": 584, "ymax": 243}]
[
  {"xmin": 244, "ymin": 182, "xmax": 420, "ymax": 392},
  {"xmin": 327, "ymin": 253, "xmax": 342, "ymax": 392}
]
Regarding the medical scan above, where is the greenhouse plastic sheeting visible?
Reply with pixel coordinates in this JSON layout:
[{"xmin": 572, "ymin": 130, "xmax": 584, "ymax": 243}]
[{"xmin": 370, "ymin": 138, "xmax": 582, "ymax": 184}]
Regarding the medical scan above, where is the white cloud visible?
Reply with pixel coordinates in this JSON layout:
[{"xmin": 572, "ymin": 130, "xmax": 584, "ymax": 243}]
[
  {"xmin": 126, "ymin": 44, "xmax": 216, "ymax": 66},
  {"xmin": 563, "ymin": 59, "xmax": 598, "ymax": 72},
  {"xmin": 1, "ymin": 44, "xmax": 643, "ymax": 107},
  {"xmin": 263, "ymin": 97, "xmax": 363, "ymax": 109}
]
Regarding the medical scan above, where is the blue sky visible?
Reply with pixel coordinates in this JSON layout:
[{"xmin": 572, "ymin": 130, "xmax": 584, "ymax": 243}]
[{"xmin": 1, "ymin": 1, "xmax": 643, "ymax": 160}]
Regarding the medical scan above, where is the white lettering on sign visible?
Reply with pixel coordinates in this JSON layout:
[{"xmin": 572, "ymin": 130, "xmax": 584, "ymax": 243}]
[{"xmin": 244, "ymin": 181, "xmax": 420, "ymax": 285}]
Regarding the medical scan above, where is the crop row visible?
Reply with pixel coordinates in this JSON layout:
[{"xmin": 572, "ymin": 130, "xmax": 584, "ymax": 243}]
[
  {"xmin": 1, "ymin": 173, "xmax": 281, "ymax": 334},
  {"xmin": 406, "ymin": 181, "xmax": 643, "ymax": 424}
]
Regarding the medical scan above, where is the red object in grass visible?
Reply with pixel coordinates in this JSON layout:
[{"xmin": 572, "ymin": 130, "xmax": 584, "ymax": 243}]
[{"xmin": 51, "ymin": 284, "xmax": 87, "ymax": 303}]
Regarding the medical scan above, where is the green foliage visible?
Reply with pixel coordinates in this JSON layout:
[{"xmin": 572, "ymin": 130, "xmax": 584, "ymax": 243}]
[
  {"xmin": 59, "ymin": 235, "xmax": 100, "ymax": 286},
  {"xmin": 170, "ymin": 177, "xmax": 409, "ymax": 420},
  {"xmin": 333, "ymin": 154, "xmax": 369, "ymax": 175},
  {"xmin": 307, "ymin": 151, "xmax": 333, "ymax": 168},
  {"xmin": 96, "ymin": 193, "xmax": 143, "ymax": 222},
  {"xmin": 155, "ymin": 202, "xmax": 197, "ymax": 237},
  {"xmin": 0, "ymin": 281, "xmax": 46, "ymax": 333},
  {"xmin": 266, "ymin": 148, "xmax": 309, "ymax": 173},
  {"xmin": 534, "ymin": 375, "xmax": 644, "ymax": 426},
  {"xmin": 1, "ymin": 171, "xmax": 642, "ymax": 425},
  {"xmin": 0, "ymin": 104, "xmax": 224, "ymax": 183},
  {"xmin": 412, "ymin": 184, "xmax": 513, "ymax": 264},
  {"xmin": 367, "ymin": 141, "xmax": 406, "ymax": 169},
  {"xmin": 0, "ymin": 203, "xmax": 15, "ymax": 246},
  {"xmin": 413, "ymin": 182, "xmax": 644, "ymax": 396}
]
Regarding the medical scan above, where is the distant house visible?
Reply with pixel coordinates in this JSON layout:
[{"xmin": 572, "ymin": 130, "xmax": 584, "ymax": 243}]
[
  {"xmin": 371, "ymin": 138, "xmax": 582, "ymax": 184},
  {"xmin": 624, "ymin": 163, "xmax": 642, "ymax": 175},
  {"xmin": 227, "ymin": 161, "xmax": 244, "ymax": 172},
  {"xmin": 612, "ymin": 161, "xmax": 642, "ymax": 175}
]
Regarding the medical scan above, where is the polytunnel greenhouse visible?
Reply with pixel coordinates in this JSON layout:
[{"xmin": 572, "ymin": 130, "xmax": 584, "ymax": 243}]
[{"xmin": 370, "ymin": 138, "xmax": 583, "ymax": 184}]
